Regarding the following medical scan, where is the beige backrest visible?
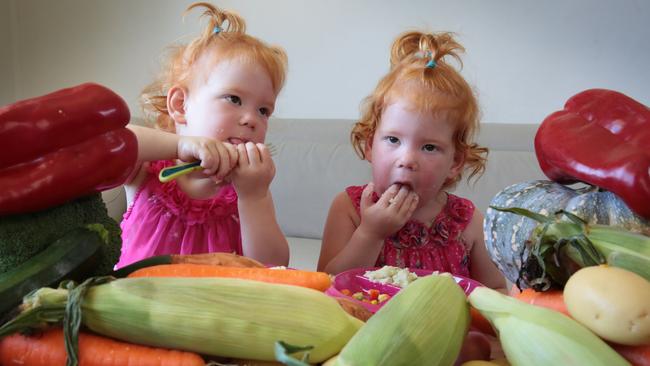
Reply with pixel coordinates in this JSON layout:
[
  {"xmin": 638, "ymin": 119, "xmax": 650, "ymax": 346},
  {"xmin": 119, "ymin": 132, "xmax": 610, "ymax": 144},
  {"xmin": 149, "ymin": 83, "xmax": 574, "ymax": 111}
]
[
  {"xmin": 267, "ymin": 119, "xmax": 546, "ymax": 239},
  {"xmin": 103, "ymin": 119, "xmax": 547, "ymax": 241}
]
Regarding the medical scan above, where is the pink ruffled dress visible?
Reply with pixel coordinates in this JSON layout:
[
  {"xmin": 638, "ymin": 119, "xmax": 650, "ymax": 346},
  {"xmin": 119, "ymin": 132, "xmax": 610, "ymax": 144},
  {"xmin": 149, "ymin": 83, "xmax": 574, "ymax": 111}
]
[
  {"xmin": 116, "ymin": 160, "xmax": 242, "ymax": 269},
  {"xmin": 346, "ymin": 184, "xmax": 473, "ymax": 277}
]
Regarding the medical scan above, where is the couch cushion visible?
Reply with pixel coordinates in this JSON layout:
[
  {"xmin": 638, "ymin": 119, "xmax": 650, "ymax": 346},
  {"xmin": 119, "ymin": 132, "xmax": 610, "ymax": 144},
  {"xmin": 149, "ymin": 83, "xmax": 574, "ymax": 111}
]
[
  {"xmin": 267, "ymin": 119, "xmax": 546, "ymax": 240},
  {"xmin": 102, "ymin": 186, "xmax": 127, "ymax": 222},
  {"xmin": 267, "ymin": 119, "xmax": 371, "ymax": 239},
  {"xmin": 287, "ymin": 236, "xmax": 322, "ymax": 270},
  {"xmin": 102, "ymin": 119, "xmax": 547, "ymax": 244},
  {"xmin": 452, "ymin": 123, "xmax": 546, "ymax": 216}
]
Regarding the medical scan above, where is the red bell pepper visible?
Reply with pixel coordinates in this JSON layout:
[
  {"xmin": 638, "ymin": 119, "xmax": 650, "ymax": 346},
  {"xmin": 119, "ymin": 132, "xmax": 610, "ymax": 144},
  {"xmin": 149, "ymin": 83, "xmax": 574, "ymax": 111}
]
[
  {"xmin": 0, "ymin": 83, "xmax": 137, "ymax": 216},
  {"xmin": 535, "ymin": 89, "xmax": 650, "ymax": 219}
]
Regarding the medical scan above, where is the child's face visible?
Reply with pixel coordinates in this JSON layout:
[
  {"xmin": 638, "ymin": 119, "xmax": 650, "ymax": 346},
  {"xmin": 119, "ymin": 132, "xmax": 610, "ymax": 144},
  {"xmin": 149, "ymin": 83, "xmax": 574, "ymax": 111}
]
[
  {"xmin": 178, "ymin": 57, "xmax": 277, "ymax": 144},
  {"xmin": 366, "ymin": 100, "xmax": 463, "ymax": 203}
]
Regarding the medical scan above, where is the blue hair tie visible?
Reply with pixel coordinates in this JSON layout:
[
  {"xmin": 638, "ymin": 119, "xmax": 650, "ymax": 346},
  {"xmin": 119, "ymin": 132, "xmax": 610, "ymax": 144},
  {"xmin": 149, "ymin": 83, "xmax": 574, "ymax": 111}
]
[
  {"xmin": 426, "ymin": 59, "xmax": 437, "ymax": 69},
  {"xmin": 213, "ymin": 25, "xmax": 221, "ymax": 34}
]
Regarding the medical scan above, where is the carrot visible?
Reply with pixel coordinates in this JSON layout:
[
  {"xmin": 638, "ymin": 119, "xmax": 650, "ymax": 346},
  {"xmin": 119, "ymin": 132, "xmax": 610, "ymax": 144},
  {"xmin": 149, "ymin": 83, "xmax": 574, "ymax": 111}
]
[
  {"xmin": 469, "ymin": 306, "xmax": 496, "ymax": 336},
  {"xmin": 513, "ymin": 288, "xmax": 569, "ymax": 315},
  {"xmin": 127, "ymin": 264, "xmax": 333, "ymax": 291},
  {"xmin": 0, "ymin": 327, "xmax": 205, "ymax": 366},
  {"xmin": 610, "ymin": 343, "xmax": 650, "ymax": 366}
]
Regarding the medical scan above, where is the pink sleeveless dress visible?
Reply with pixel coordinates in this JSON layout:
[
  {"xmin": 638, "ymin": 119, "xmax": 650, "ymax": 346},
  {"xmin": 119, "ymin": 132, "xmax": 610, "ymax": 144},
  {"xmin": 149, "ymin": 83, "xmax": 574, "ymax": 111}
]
[
  {"xmin": 346, "ymin": 185, "xmax": 473, "ymax": 277},
  {"xmin": 116, "ymin": 161, "xmax": 242, "ymax": 269}
]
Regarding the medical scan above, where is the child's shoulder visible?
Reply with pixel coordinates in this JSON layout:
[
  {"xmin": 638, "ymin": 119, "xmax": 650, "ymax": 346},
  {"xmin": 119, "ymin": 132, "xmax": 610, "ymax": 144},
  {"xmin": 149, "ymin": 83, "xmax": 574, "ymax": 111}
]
[
  {"xmin": 329, "ymin": 188, "xmax": 362, "ymax": 222},
  {"xmin": 444, "ymin": 193, "xmax": 476, "ymax": 222},
  {"xmin": 344, "ymin": 184, "xmax": 366, "ymax": 200},
  {"xmin": 449, "ymin": 194, "xmax": 483, "ymax": 250},
  {"xmin": 333, "ymin": 188, "xmax": 360, "ymax": 209},
  {"xmin": 124, "ymin": 160, "xmax": 173, "ymax": 203}
]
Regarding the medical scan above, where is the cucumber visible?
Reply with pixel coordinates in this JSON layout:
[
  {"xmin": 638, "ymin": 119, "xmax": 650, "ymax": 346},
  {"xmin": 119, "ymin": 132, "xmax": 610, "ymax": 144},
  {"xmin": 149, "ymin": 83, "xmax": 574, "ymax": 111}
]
[
  {"xmin": 110, "ymin": 254, "xmax": 173, "ymax": 278},
  {"xmin": 0, "ymin": 225, "xmax": 105, "ymax": 316}
]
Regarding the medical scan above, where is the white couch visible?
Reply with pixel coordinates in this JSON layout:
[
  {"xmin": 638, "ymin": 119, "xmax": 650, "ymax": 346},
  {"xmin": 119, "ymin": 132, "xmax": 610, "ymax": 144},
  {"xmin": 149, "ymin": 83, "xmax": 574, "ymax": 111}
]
[{"xmin": 102, "ymin": 119, "xmax": 546, "ymax": 270}]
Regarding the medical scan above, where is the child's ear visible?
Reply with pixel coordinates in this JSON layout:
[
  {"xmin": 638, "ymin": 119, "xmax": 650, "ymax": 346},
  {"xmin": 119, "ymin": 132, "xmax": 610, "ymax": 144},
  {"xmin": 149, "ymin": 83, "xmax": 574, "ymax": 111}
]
[
  {"xmin": 364, "ymin": 136, "xmax": 374, "ymax": 162},
  {"xmin": 447, "ymin": 149, "xmax": 466, "ymax": 179},
  {"xmin": 167, "ymin": 86, "xmax": 188, "ymax": 124}
]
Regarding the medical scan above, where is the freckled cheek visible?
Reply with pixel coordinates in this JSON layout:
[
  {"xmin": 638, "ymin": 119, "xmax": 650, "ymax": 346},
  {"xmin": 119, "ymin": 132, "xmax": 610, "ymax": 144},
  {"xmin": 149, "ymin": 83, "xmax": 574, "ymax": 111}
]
[
  {"xmin": 254, "ymin": 125, "xmax": 269, "ymax": 143},
  {"xmin": 196, "ymin": 121, "xmax": 231, "ymax": 141},
  {"xmin": 370, "ymin": 159, "xmax": 394, "ymax": 192}
]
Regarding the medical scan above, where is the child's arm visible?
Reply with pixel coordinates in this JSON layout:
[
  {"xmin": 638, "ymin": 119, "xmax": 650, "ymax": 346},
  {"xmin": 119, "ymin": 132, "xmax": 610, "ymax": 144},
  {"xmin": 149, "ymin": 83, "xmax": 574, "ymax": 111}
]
[
  {"xmin": 318, "ymin": 191, "xmax": 381, "ymax": 273},
  {"xmin": 126, "ymin": 125, "xmax": 180, "ymax": 164},
  {"xmin": 231, "ymin": 142, "xmax": 289, "ymax": 266},
  {"xmin": 466, "ymin": 209, "xmax": 508, "ymax": 292},
  {"xmin": 125, "ymin": 125, "xmax": 238, "ymax": 184},
  {"xmin": 318, "ymin": 183, "xmax": 418, "ymax": 274}
]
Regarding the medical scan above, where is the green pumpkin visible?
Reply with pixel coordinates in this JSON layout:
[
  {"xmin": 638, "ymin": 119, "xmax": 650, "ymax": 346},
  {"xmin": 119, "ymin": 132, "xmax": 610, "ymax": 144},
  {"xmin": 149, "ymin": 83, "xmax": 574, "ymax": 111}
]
[{"xmin": 484, "ymin": 180, "xmax": 650, "ymax": 285}]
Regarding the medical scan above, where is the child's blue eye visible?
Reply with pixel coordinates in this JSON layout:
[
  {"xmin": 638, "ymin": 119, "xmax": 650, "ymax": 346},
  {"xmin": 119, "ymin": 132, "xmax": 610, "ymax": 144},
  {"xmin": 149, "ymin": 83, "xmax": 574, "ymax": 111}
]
[
  {"xmin": 225, "ymin": 95, "xmax": 241, "ymax": 105},
  {"xmin": 386, "ymin": 136, "xmax": 399, "ymax": 144},
  {"xmin": 423, "ymin": 144, "xmax": 437, "ymax": 152}
]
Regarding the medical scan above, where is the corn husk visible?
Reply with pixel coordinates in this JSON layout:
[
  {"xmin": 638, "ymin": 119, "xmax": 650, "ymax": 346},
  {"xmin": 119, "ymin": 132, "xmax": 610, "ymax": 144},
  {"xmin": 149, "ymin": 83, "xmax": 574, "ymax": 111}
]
[
  {"xmin": 1, "ymin": 277, "xmax": 363, "ymax": 364},
  {"xmin": 469, "ymin": 286, "xmax": 630, "ymax": 366},
  {"xmin": 334, "ymin": 273, "xmax": 470, "ymax": 366}
]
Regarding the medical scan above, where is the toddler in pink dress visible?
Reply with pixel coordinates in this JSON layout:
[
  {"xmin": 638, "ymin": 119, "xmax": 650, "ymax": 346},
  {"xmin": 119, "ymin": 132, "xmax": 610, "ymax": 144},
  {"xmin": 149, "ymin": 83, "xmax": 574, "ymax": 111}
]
[
  {"xmin": 318, "ymin": 31, "xmax": 505, "ymax": 291},
  {"xmin": 116, "ymin": 3, "xmax": 289, "ymax": 268}
]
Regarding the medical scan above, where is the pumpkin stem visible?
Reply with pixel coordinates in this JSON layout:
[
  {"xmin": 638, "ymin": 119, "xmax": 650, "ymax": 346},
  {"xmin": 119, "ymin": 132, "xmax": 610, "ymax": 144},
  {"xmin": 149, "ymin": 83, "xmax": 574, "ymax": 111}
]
[
  {"xmin": 494, "ymin": 206, "xmax": 608, "ymax": 290},
  {"xmin": 490, "ymin": 206, "xmax": 554, "ymax": 224},
  {"xmin": 573, "ymin": 183, "xmax": 599, "ymax": 194}
]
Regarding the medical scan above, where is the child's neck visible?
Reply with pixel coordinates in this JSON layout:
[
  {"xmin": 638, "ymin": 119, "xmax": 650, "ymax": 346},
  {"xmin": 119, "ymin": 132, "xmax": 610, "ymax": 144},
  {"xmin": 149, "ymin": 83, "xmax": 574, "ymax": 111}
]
[
  {"xmin": 176, "ymin": 175, "xmax": 227, "ymax": 200},
  {"xmin": 411, "ymin": 191, "xmax": 449, "ymax": 228}
]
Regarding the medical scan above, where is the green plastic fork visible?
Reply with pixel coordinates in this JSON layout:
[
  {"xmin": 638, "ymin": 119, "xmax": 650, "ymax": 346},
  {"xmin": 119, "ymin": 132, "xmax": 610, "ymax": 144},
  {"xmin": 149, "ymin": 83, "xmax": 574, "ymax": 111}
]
[{"xmin": 158, "ymin": 143, "xmax": 277, "ymax": 183}]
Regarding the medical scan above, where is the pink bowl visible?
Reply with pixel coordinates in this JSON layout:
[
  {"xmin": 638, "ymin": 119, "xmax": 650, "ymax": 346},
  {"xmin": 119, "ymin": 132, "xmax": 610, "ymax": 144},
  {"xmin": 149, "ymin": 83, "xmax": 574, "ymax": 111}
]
[{"xmin": 325, "ymin": 267, "xmax": 483, "ymax": 313}]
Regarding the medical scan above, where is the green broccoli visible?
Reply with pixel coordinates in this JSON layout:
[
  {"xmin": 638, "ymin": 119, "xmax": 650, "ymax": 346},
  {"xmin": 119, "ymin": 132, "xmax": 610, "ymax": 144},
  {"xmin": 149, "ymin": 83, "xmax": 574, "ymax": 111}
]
[{"xmin": 0, "ymin": 193, "xmax": 122, "ymax": 276}]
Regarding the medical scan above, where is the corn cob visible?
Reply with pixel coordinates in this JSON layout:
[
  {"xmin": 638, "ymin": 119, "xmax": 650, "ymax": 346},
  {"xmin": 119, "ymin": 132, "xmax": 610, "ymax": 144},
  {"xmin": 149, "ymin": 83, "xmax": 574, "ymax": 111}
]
[
  {"xmin": 469, "ymin": 286, "xmax": 630, "ymax": 366},
  {"xmin": 492, "ymin": 207, "xmax": 650, "ymax": 288},
  {"xmin": 567, "ymin": 224, "xmax": 650, "ymax": 280},
  {"xmin": 0, "ymin": 277, "xmax": 363, "ymax": 364},
  {"xmin": 333, "ymin": 273, "xmax": 469, "ymax": 366}
]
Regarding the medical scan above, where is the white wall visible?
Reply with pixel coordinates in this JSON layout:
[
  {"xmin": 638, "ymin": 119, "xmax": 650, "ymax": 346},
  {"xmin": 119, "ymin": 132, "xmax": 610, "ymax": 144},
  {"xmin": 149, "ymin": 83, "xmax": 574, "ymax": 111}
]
[
  {"xmin": 3, "ymin": 0, "xmax": 649, "ymax": 124},
  {"xmin": 0, "ymin": 0, "xmax": 16, "ymax": 106}
]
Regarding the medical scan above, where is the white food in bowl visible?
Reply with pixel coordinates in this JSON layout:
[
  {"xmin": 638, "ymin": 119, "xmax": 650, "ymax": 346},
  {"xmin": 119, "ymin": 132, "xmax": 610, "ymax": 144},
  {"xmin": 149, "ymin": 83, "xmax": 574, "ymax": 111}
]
[{"xmin": 363, "ymin": 266, "xmax": 419, "ymax": 288}]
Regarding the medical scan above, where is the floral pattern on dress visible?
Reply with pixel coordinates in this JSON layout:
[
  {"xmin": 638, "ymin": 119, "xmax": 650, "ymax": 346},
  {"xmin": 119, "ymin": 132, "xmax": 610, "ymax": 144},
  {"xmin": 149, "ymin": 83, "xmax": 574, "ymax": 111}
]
[
  {"xmin": 346, "ymin": 185, "xmax": 473, "ymax": 277},
  {"xmin": 117, "ymin": 160, "xmax": 242, "ymax": 269}
]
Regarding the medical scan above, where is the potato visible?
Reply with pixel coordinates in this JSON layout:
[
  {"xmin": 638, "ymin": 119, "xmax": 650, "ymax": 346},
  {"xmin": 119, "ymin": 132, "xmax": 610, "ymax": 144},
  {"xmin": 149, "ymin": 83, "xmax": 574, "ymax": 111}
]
[
  {"xmin": 564, "ymin": 265, "xmax": 650, "ymax": 346},
  {"xmin": 491, "ymin": 358, "xmax": 511, "ymax": 366},
  {"xmin": 460, "ymin": 361, "xmax": 504, "ymax": 366}
]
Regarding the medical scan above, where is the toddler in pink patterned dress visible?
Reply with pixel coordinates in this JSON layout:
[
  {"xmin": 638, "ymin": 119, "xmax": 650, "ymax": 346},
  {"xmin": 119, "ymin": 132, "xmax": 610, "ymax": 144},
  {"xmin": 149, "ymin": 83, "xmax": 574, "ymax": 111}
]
[
  {"xmin": 318, "ymin": 31, "xmax": 505, "ymax": 292},
  {"xmin": 116, "ymin": 2, "xmax": 289, "ymax": 269}
]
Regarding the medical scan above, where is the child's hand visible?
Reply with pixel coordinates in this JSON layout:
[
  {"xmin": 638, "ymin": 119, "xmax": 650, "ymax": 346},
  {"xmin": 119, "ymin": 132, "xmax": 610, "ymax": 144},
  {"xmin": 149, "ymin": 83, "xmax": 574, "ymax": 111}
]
[
  {"xmin": 177, "ymin": 136, "xmax": 238, "ymax": 180},
  {"xmin": 358, "ymin": 183, "xmax": 419, "ymax": 239},
  {"xmin": 229, "ymin": 142, "xmax": 275, "ymax": 200}
]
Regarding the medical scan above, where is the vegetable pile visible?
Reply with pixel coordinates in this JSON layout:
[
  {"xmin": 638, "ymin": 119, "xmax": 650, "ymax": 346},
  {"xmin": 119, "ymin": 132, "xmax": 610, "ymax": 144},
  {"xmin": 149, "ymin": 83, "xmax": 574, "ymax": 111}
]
[
  {"xmin": 477, "ymin": 89, "xmax": 650, "ymax": 365},
  {"xmin": 0, "ymin": 83, "xmax": 135, "ymax": 322},
  {"xmin": 2, "ymin": 85, "xmax": 649, "ymax": 365},
  {"xmin": 484, "ymin": 89, "xmax": 650, "ymax": 290}
]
